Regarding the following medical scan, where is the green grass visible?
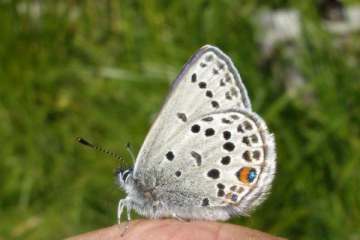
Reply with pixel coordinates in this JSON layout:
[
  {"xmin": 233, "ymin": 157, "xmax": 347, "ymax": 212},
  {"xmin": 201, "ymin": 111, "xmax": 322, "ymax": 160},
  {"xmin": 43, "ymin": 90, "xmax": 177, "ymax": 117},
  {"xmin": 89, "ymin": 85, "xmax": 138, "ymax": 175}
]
[{"xmin": 0, "ymin": 1, "xmax": 359, "ymax": 239}]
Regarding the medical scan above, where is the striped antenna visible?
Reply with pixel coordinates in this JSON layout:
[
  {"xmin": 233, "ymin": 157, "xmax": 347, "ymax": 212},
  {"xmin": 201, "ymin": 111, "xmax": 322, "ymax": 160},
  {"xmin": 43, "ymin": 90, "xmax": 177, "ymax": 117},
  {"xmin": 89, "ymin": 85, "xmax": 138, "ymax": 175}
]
[{"xmin": 77, "ymin": 137, "xmax": 124, "ymax": 163}]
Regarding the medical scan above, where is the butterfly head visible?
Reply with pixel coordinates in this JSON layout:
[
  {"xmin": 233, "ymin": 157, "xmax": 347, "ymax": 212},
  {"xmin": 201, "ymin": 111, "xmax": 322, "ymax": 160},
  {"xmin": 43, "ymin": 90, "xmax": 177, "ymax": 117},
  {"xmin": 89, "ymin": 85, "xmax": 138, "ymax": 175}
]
[{"xmin": 116, "ymin": 168, "xmax": 134, "ymax": 187}]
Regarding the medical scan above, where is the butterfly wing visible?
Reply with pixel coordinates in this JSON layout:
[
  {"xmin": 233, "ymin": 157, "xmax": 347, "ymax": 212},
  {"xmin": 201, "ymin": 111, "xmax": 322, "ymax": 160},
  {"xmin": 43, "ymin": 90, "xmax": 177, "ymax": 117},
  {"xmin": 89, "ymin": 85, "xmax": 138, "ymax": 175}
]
[
  {"xmin": 134, "ymin": 45, "xmax": 251, "ymax": 174},
  {"xmin": 148, "ymin": 110, "xmax": 275, "ymax": 219},
  {"xmin": 132, "ymin": 45, "xmax": 275, "ymax": 219}
]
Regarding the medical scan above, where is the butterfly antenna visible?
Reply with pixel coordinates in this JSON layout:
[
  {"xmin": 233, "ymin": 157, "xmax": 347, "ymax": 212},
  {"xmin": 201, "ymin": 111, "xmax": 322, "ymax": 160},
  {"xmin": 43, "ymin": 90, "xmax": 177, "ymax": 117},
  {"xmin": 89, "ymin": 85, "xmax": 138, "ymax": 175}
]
[
  {"xmin": 126, "ymin": 142, "xmax": 136, "ymax": 163},
  {"xmin": 77, "ymin": 137, "xmax": 124, "ymax": 164}
]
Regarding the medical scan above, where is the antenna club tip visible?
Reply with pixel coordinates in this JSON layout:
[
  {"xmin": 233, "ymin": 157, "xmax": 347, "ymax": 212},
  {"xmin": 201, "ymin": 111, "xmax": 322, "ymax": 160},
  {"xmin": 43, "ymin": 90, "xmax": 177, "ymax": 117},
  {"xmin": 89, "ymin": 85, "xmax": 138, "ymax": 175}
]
[
  {"xmin": 76, "ymin": 137, "xmax": 124, "ymax": 162},
  {"xmin": 77, "ymin": 137, "xmax": 94, "ymax": 147}
]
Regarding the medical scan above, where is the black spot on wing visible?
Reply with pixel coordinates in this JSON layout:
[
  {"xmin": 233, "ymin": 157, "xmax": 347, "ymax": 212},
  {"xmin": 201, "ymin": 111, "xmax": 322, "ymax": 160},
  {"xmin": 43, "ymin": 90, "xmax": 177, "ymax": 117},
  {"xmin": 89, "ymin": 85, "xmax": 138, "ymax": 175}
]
[
  {"xmin": 221, "ymin": 156, "xmax": 231, "ymax": 165},
  {"xmin": 166, "ymin": 151, "xmax": 174, "ymax": 161},
  {"xmin": 205, "ymin": 54, "xmax": 214, "ymax": 62},
  {"xmin": 205, "ymin": 128, "xmax": 215, "ymax": 137},
  {"xmin": 207, "ymin": 169, "xmax": 220, "ymax": 179},
  {"xmin": 191, "ymin": 73, "xmax": 197, "ymax": 83},
  {"xmin": 191, "ymin": 124, "xmax": 200, "ymax": 133},
  {"xmin": 225, "ymin": 91, "xmax": 232, "ymax": 100},
  {"xmin": 206, "ymin": 90, "xmax": 213, "ymax": 98},
  {"xmin": 242, "ymin": 150, "xmax": 251, "ymax": 162},
  {"xmin": 237, "ymin": 124, "xmax": 244, "ymax": 133},
  {"xmin": 230, "ymin": 115, "xmax": 239, "ymax": 120},
  {"xmin": 251, "ymin": 134, "xmax": 258, "ymax": 143},
  {"xmin": 222, "ymin": 118, "xmax": 232, "ymax": 124},
  {"xmin": 211, "ymin": 101, "xmax": 219, "ymax": 109},
  {"xmin": 223, "ymin": 131, "xmax": 231, "ymax": 140},
  {"xmin": 202, "ymin": 198, "xmax": 209, "ymax": 206},
  {"xmin": 202, "ymin": 117, "xmax": 213, "ymax": 122},
  {"xmin": 176, "ymin": 112, "xmax": 187, "ymax": 122},
  {"xmin": 217, "ymin": 62, "xmax": 225, "ymax": 70},
  {"xmin": 230, "ymin": 87, "xmax": 238, "ymax": 97},
  {"xmin": 243, "ymin": 120, "xmax": 252, "ymax": 130},
  {"xmin": 198, "ymin": 82, "xmax": 207, "ymax": 89},
  {"xmin": 242, "ymin": 137, "xmax": 251, "ymax": 146},
  {"xmin": 253, "ymin": 150, "xmax": 261, "ymax": 160},
  {"xmin": 223, "ymin": 142, "xmax": 235, "ymax": 152},
  {"xmin": 217, "ymin": 190, "xmax": 225, "ymax": 197},
  {"xmin": 191, "ymin": 151, "xmax": 202, "ymax": 166},
  {"xmin": 225, "ymin": 73, "xmax": 232, "ymax": 83}
]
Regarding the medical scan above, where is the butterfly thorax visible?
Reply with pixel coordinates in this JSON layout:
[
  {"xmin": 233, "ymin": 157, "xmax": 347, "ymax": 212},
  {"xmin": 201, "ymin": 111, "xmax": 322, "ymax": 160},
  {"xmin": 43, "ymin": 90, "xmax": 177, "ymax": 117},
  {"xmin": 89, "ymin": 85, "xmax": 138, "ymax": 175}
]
[{"xmin": 117, "ymin": 168, "xmax": 166, "ymax": 218}]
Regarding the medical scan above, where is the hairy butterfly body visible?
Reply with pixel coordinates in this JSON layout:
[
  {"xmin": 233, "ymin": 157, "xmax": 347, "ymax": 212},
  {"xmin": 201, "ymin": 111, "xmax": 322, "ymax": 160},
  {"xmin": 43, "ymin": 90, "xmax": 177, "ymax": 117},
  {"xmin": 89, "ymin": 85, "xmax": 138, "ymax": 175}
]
[{"xmin": 117, "ymin": 45, "xmax": 276, "ymax": 222}]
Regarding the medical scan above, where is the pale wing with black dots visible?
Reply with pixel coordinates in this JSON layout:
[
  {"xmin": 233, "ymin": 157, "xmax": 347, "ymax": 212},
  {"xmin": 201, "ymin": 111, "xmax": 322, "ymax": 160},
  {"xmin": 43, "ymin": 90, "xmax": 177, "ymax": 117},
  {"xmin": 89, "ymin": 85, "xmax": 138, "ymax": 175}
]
[
  {"xmin": 134, "ymin": 45, "xmax": 252, "ymax": 175},
  {"xmin": 133, "ymin": 45, "xmax": 276, "ymax": 220}
]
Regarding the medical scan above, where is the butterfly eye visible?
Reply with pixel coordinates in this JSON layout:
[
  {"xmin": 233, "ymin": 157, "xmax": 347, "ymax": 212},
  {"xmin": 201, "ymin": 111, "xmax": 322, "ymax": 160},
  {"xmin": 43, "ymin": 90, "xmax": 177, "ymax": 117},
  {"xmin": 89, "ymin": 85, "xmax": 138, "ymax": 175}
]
[{"xmin": 121, "ymin": 169, "xmax": 133, "ymax": 182}]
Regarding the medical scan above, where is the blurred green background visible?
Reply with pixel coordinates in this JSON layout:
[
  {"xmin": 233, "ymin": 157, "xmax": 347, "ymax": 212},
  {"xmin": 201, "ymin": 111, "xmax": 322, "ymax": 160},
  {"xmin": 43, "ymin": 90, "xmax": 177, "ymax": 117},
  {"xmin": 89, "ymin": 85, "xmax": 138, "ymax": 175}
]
[{"xmin": 0, "ymin": 1, "xmax": 359, "ymax": 239}]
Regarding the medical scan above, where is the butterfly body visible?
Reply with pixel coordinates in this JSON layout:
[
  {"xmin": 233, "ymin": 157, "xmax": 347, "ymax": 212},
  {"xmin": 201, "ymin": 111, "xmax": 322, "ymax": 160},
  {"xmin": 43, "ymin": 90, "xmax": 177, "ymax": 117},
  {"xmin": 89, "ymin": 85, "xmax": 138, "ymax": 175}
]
[{"xmin": 117, "ymin": 45, "xmax": 276, "ymax": 222}]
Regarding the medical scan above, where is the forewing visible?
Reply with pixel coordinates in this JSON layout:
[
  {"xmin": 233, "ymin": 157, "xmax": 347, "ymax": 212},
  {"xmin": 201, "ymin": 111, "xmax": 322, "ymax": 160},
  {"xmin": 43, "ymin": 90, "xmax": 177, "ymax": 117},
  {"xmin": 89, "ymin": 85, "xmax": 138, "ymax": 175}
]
[{"xmin": 134, "ymin": 45, "xmax": 252, "ymax": 175}]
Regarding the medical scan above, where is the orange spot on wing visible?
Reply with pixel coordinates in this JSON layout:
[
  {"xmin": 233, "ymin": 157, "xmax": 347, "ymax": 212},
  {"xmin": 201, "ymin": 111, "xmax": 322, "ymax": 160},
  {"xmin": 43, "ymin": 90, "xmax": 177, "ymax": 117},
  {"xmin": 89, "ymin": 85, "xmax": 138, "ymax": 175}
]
[{"xmin": 236, "ymin": 167, "xmax": 251, "ymax": 184}]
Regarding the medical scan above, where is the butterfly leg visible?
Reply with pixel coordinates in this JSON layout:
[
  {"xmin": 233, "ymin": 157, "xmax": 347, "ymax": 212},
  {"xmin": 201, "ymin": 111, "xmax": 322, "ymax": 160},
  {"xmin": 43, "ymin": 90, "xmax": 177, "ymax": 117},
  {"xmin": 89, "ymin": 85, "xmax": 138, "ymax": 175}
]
[
  {"xmin": 117, "ymin": 198, "xmax": 132, "ymax": 236},
  {"xmin": 127, "ymin": 205, "xmax": 132, "ymax": 221},
  {"xmin": 117, "ymin": 198, "xmax": 126, "ymax": 224},
  {"xmin": 120, "ymin": 205, "xmax": 132, "ymax": 236}
]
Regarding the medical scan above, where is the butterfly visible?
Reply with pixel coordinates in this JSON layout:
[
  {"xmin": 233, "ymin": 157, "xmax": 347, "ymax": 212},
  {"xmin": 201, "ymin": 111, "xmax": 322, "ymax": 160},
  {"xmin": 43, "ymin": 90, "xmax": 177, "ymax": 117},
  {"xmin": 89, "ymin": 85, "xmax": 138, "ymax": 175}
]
[{"xmin": 116, "ymin": 45, "xmax": 276, "ymax": 222}]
